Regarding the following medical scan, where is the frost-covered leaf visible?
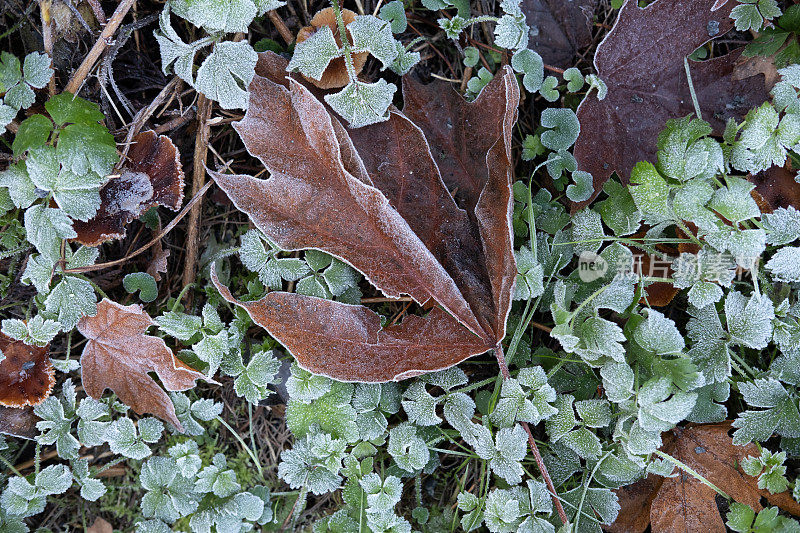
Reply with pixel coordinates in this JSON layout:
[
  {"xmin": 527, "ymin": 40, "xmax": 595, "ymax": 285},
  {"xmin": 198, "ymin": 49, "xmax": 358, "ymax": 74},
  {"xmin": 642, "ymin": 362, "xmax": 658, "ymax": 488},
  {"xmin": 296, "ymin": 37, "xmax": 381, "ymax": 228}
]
[
  {"xmin": 195, "ymin": 41, "xmax": 257, "ymax": 110},
  {"xmin": 325, "ymin": 79, "xmax": 397, "ymax": 128},
  {"xmin": 388, "ymin": 423, "xmax": 429, "ymax": 473},
  {"xmin": 170, "ymin": 0, "xmax": 258, "ymax": 33},
  {"xmin": 725, "ymin": 290, "xmax": 774, "ymax": 350},
  {"xmin": 766, "ymin": 247, "xmax": 800, "ymax": 282},
  {"xmin": 287, "ymin": 25, "xmax": 340, "ymax": 81},
  {"xmin": 234, "ymin": 350, "xmax": 280, "ymax": 404},
  {"xmin": 44, "ymin": 275, "xmax": 97, "ymax": 331},
  {"xmin": 278, "ymin": 431, "xmax": 346, "ymax": 495},
  {"xmin": 540, "ymin": 108, "xmax": 580, "ymax": 151},
  {"xmin": 511, "ymin": 48, "xmax": 544, "ymax": 93},
  {"xmin": 348, "ymin": 15, "xmax": 399, "ymax": 69}
]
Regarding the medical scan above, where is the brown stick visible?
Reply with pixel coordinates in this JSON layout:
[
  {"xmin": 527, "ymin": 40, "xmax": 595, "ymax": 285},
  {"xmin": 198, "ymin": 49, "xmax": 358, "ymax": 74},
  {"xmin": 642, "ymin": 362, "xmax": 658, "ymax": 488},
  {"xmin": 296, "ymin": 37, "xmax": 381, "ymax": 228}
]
[
  {"xmin": 181, "ymin": 94, "xmax": 213, "ymax": 301},
  {"xmin": 495, "ymin": 343, "xmax": 569, "ymax": 526},
  {"xmin": 40, "ymin": 0, "xmax": 56, "ymax": 96},
  {"xmin": 64, "ymin": 0, "xmax": 137, "ymax": 95},
  {"xmin": 269, "ymin": 10, "xmax": 294, "ymax": 45}
]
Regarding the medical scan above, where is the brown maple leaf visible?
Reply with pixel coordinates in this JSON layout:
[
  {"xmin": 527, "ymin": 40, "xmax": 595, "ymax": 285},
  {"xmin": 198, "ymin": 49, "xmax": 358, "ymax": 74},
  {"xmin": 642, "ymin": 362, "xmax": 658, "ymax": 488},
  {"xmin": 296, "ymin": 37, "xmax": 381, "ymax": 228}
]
[
  {"xmin": 210, "ymin": 52, "xmax": 518, "ymax": 382},
  {"xmin": 73, "ymin": 130, "xmax": 184, "ymax": 246},
  {"xmin": 573, "ymin": 0, "xmax": 770, "ymax": 209},
  {"xmin": 76, "ymin": 299, "xmax": 206, "ymax": 430},
  {"xmin": 0, "ymin": 332, "xmax": 55, "ymax": 408},
  {"xmin": 609, "ymin": 422, "xmax": 800, "ymax": 533},
  {"xmin": 521, "ymin": 0, "xmax": 598, "ymax": 68}
]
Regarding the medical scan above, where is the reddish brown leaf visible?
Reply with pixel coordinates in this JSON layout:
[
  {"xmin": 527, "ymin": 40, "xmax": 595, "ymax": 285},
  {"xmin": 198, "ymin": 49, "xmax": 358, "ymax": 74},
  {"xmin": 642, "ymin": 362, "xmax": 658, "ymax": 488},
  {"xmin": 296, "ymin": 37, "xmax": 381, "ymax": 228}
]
[
  {"xmin": 609, "ymin": 422, "xmax": 800, "ymax": 533},
  {"xmin": 295, "ymin": 8, "xmax": 368, "ymax": 90},
  {"xmin": 211, "ymin": 52, "xmax": 518, "ymax": 382},
  {"xmin": 0, "ymin": 333, "xmax": 54, "ymax": 408},
  {"xmin": 573, "ymin": 0, "xmax": 769, "ymax": 209},
  {"xmin": 77, "ymin": 299, "xmax": 206, "ymax": 430},
  {"xmin": 212, "ymin": 270, "xmax": 492, "ymax": 382},
  {"xmin": 750, "ymin": 164, "xmax": 800, "ymax": 211},
  {"xmin": 0, "ymin": 406, "xmax": 39, "ymax": 439},
  {"xmin": 73, "ymin": 131, "xmax": 184, "ymax": 246},
  {"xmin": 521, "ymin": 0, "xmax": 598, "ymax": 68},
  {"xmin": 86, "ymin": 518, "xmax": 114, "ymax": 533}
]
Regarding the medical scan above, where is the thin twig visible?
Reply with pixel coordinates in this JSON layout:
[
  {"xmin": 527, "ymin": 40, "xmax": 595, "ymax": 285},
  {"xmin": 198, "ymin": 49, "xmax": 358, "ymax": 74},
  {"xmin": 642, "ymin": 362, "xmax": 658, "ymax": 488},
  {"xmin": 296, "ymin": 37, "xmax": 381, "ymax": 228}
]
[
  {"xmin": 495, "ymin": 343, "xmax": 569, "ymax": 526},
  {"xmin": 64, "ymin": 0, "xmax": 136, "ymax": 95},
  {"xmin": 181, "ymin": 94, "xmax": 213, "ymax": 302},
  {"xmin": 269, "ymin": 10, "xmax": 294, "ymax": 45},
  {"xmin": 64, "ymin": 180, "xmax": 214, "ymax": 274}
]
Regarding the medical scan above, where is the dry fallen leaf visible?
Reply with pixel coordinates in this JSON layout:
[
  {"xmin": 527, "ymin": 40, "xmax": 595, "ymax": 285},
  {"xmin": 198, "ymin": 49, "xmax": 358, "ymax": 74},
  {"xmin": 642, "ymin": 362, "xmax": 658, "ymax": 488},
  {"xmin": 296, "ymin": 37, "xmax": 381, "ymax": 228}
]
[
  {"xmin": 77, "ymin": 299, "xmax": 205, "ymax": 430},
  {"xmin": 521, "ymin": 0, "xmax": 598, "ymax": 68},
  {"xmin": 609, "ymin": 422, "xmax": 800, "ymax": 533},
  {"xmin": 0, "ymin": 332, "xmax": 55, "ymax": 408},
  {"xmin": 73, "ymin": 130, "xmax": 184, "ymax": 246},
  {"xmin": 0, "ymin": 406, "xmax": 39, "ymax": 439},
  {"xmin": 573, "ymin": 0, "xmax": 769, "ymax": 209},
  {"xmin": 211, "ymin": 51, "xmax": 518, "ymax": 382},
  {"xmin": 86, "ymin": 517, "xmax": 113, "ymax": 533},
  {"xmin": 750, "ymin": 164, "xmax": 800, "ymax": 211},
  {"xmin": 296, "ymin": 7, "xmax": 367, "ymax": 89}
]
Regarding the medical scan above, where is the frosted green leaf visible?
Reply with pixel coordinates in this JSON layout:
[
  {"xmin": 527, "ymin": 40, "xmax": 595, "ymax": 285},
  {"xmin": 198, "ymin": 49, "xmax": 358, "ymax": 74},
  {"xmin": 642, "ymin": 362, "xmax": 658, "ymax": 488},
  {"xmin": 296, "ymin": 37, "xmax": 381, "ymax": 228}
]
[
  {"xmin": 389, "ymin": 41, "xmax": 421, "ymax": 75},
  {"xmin": 705, "ymin": 227, "xmax": 766, "ymax": 270},
  {"xmin": 278, "ymin": 432, "xmax": 346, "ymax": 495},
  {"xmin": 349, "ymin": 15, "xmax": 399, "ymax": 69},
  {"xmin": 742, "ymin": 449, "xmax": 790, "ymax": 494},
  {"xmin": 709, "ymin": 176, "xmax": 760, "ymax": 223},
  {"xmin": 0, "ymin": 52, "xmax": 22, "ymax": 92},
  {"xmin": 655, "ymin": 115, "xmax": 720, "ymax": 181},
  {"xmin": 637, "ymin": 377, "xmax": 697, "ymax": 433},
  {"xmin": 4, "ymin": 79, "xmax": 34, "ymax": 110},
  {"xmin": 0, "ymin": 162, "xmax": 37, "ymax": 209},
  {"xmin": 35, "ymin": 464, "xmax": 73, "ymax": 495},
  {"xmin": 687, "ymin": 303, "xmax": 732, "ymax": 384},
  {"xmin": 156, "ymin": 311, "xmax": 202, "ymax": 341},
  {"xmin": 2, "ymin": 315, "xmax": 61, "ymax": 346},
  {"xmin": 539, "ymin": 75, "xmax": 559, "ymax": 102},
  {"xmin": 154, "ymin": 8, "xmax": 204, "ymax": 84},
  {"xmin": 254, "ymin": 0, "xmax": 286, "ymax": 14},
  {"xmin": 34, "ymin": 394, "xmax": 79, "ymax": 460},
  {"xmin": 494, "ymin": 13, "xmax": 529, "ymax": 51},
  {"xmin": 571, "ymin": 208, "xmax": 604, "ymax": 256},
  {"xmin": 107, "ymin": 417, "xmax": 155, "ymax": 460},
  {"xmin": 287, "ymin": 381, "xmax": 359, "ymax": 442},
  {"xmin": 725, "ymin": 290, "xmax": 774, "ymax": 350},
  {"xmin": 562, "ymin": 486, "xmax": 619, "ymax": 528},
  {"xmin": 511, "ymin": 49, "xmax": 544, "ymax": 93},
  {"xmin": 76, "ymin": 397, "xmax": 110, "ymax": 446},
  {"xmin": 546, "ymin": 395, "xmax": 578, "ymax": 442},
  {"xmin": 192, "ymin": 329, "xmax": 228, "ymax": 377},
  {"xmin": 140, "ymin": 456, "xmax": 198, "ymax": 522},
  {"xmin": 466, "ymin": 67, "xmax": 493, "ymax": 97},
  {"xmin": 764, "ymin": 206, "xmax": 800, "ymax": 245},
  {"xmin": 170, "ymin": 393, "xmax": 223, "ymax": 436},
  {"xmin": 44, "ymin": 92, "xmax": 105, "ymax": 126},
  {"xmin": 731, "ymin": 0, "xmax": 781, "ymax": 31},
  {"xmin": 513, "ymin": 246, "xmax": 544, "ymax": 301},
  {"xmin": 44, "ymin": 275, "xmax": 96, "ymax": 331},
  {"xmin": 633, "ymin": 309, "xmax": 684, "ymax": 356},
  {"xmin": 388, "ymin": 423, "xmax": 429, "ymax": 472},
  {"xmin": 13, "ymin": 114, "xmax": 54, "ymax": 156},
  {"xmin": 22, "ymin": 52, "xmax": 52, "ymax": 89},
  {"xmin": 168, "ymin": 440, "xmax": 202, "ymax": 478},
  {"xmin": 286, "ymin": 364, "xmax": 332, "ymax": 402},
  {"xmin": 360, "ymin": 473, "xmax": 403, "ymax": 511},
  {"xmin": 325, "ymin": 79, "xmax": 396, "ymax": 128},
  {"xmin": 195, "ymin": 41, "xmax": 257, "ymax": 110},
  {"xmin": 731, "ymin": 102, "xmax": 787, "ymax": 173},
  {"xmin": 566, "ymin": 170, "xmax": 593, "ymax": 202},
  {"xmin": 585, "ymin": 73, "xmax": 607, "ymax": 99},
  {"xmin": 439, "ymin": 15, "xmax": 468, "ymax": 40},
  {"xmin": 628, "ymin": 161, "xmax": 673, "ymax": 225},
  {"xmin": 484, "ymin": 488, "xmax": 522, "ymax": 533},
  {"xmin": 402, "ymin": 381, "xmax": 441, "ymax": 426},
  {"xmin": 766, "ymin": 247, "xmax": 800, "ymax": 282},
  {"xmin": 424, "ymin": 366, "xmax": 468, "ymax": 390},
  {"xmin": 687, "ymin": 382, "xmax": 729, "ymax": 423},
  {"xmin": 464, "ymin": 46, "xmax": 480, "ymax": 68},
  {"xmin": 24, "ymin": 204, "xmax": 76, "ymax": 260},
  {"xmin": 597, "ymin": 179, "xmax": 641, "ymax": 236},
  {"xmin": 287, "ymin": 25, "xmax": 340, "ymax": 81},
  {"xmin": 123, "ymin": 272, "xmax": 158, "ymax": 302},
  {"xmin": 540, "ymin": 108, "xmax": 580, "ymax": 151},
  {"xmin": 733, "ymin": 378, "xmax": 800, "ymax": 444},
  {"xmin": 196, "ymin": 454, "xmax": 241, "ymax": 497},
  {"xmin": 57, "ymin": 122, "xmax": 118, "ymax": 178},
  {"xmin": 234, "ymin": 350, "xmax": 281, "ymax": 404},
  {"xmin": 575, "ymin": 399, "xmax": 611, "ymax": 428},
  {"xmin": 0, "ymin": 102, "xmax": 15, "ymax": 135},
  {"xmin": 488, "ymin": 425, "xmax": 528, "ymax": 484},
  {"xmin": 563, "ymin": 67, "xmax": 584, "ymax": 92},
  {"xmin": 379, "ymin": 1, "xmax": 407, "ymax": 33},
  {"xmin": 170, "ymin": 0, "xmax": 257, "ymax": 33},
  {"xmin": 601, "ymin": 361, "xmax": 634, "ymax": 403}
]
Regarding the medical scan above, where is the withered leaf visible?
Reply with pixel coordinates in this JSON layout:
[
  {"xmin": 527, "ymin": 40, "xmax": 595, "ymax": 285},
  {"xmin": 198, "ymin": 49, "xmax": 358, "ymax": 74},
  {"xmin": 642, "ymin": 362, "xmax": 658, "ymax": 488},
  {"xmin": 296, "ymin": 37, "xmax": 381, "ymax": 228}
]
[
  {"xmin": 77, "ymin": 299, "xmax": 205, "ymax": 430},
  {"xmin": 0, "ymin": 332, "xmax": 55, "ymax": 408},
  {"xmin": 750, "ymin": 164, "xmax": 800, "ymax": 211},
  {"xmin": 609, "ymin": 422, "xmax": 800, "ymax": 533},
  {"xmin": 521, "ymin": 0, "xmax": 598, "ymax": 68},
  {"xmin": 73, "ymin": 131, "xmax": 184, "ymax": 246},
  {"xmin": 0, "ymin": 406, "xmax": 39, "ymax": 440},
  {"xmin": 211, "ymin": 52, "xmax": 518, "ymax": 382},
  {"xmin": 573, "ymin": 0, "xmax": 769, "ymax": 208}
]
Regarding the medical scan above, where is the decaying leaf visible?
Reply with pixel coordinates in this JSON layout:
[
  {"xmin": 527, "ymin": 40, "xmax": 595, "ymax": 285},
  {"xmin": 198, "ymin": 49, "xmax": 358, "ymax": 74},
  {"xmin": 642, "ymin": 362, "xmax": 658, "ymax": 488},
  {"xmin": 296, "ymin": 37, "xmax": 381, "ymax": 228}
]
[
  {"xmin": 0, "ymin": 332, "xmax": 55, "ymax": 408},
  {"xmin": 750, "ymin": 163, "xmax": 800, "ymax": 211},
  {"xmin": 609, "ymin": 422, "xmax": 800, "ymax": 533},
  {"xmin": 73, "ymin": 131, "xmax": 184, "ymax": 246},
  {"xmin": 521, "ymin": 0, "xmax": 598, "ymax": 68},
  {"xmin": 77, "ymin": 299, "xmax": 206, "ymax": 430},
  {"xmin": 211, "ymin": 51, "xmax": 518, "ymax": 382},
  {"xmin": 573, "ymin": 0, "xmax": 770, "ymax": 208},
  {"xmin": 0, "ymin": 406, "xmax": 39, "ymax": 439},
  {"xmin": 295, "ymin": 7, "xmax": 368, "ymax": 90}
]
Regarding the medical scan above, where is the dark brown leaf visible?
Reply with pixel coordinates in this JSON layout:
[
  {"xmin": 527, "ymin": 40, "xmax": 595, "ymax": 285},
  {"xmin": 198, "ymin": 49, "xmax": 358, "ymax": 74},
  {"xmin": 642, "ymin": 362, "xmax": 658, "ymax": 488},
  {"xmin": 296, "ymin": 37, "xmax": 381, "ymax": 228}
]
[
  {"xmin": 750, "ymin": 164, "xmax": 800, "ymax": 211},
  {"xmin": 211, "ymin": 52, "xmax": 518, "ymax": 382},
  {"xmin": 0, "ymin": 406, "xmax": 39, "ymax": 439},
  {"xmin": 609, "ymin": 422, "xmax": 800, "ymax": 533},
  {"xmin": 573, "ymin": 0, "xmax": 769, "ymax": 209},
  {"xmin": 0, "ymin": 333, "xmax": 54, "ymax": 408},
  {"xmin": 73, "ymin": 131, "xmax": 184, "ymax": 246},
  {"xmin": 77, "ymin": 299, "xmax": 206, "ymax": 429},
  {"xmin": 521, "ymin": 0, "xmax": 598, "ymax": 68}
]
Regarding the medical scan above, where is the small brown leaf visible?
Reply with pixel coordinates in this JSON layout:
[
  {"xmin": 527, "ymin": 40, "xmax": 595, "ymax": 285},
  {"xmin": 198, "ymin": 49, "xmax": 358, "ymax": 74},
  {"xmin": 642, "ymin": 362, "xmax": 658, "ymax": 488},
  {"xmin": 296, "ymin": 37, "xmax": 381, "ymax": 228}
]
[
  {"xmin": 86, "ymin": 517, "xmax": 113, "ymax": 533},
  {"xmin": 573, "ymin": 0, "xmax": 769, "ymax": 209},
  {"xmin": 296, "ymin": 8, "xmax": 368, "ymax": 89},
  {"xmin": 77, "ymin": 299, "xmax": 205, "ymax": 430},
  {"xmin": 609, "ymin": 422, "xmax": 800, "ymax": 533},
  {"xmin": 73, "ymin": 131, "xmax": 184, "ymax": 246},
  {"xmin": 521, "ymin": 0, "xmax": 598, "ymax": 68},
  {"xmin": 0, "ymin": 406, "xmax": 39, "ymax": 439},
  {"xmin": 0, "ymin": 333, "xmax": 55, "ymax": 408},
  {"xmin": 212, "ymin": 52, "xmax": 519, "ymax": 382}
]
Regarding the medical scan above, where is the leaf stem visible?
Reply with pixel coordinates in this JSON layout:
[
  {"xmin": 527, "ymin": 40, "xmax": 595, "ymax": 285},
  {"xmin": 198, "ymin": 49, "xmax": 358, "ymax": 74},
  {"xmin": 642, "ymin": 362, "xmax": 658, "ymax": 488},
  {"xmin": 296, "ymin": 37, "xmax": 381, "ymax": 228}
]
[
  {"xmin": 684, "ymin": 56, "xmax": 702, "ymax": 121},
  {"xmin": 330, "ymin": 0, "xmax": 357, "ymax": 82},
  {"xmin": 494, "ymin": 342, "xmax": 569, "ymax": 525},
  {"xmin": 654, "ymin": 449, "xmax": 730, "ymax": 500}
]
